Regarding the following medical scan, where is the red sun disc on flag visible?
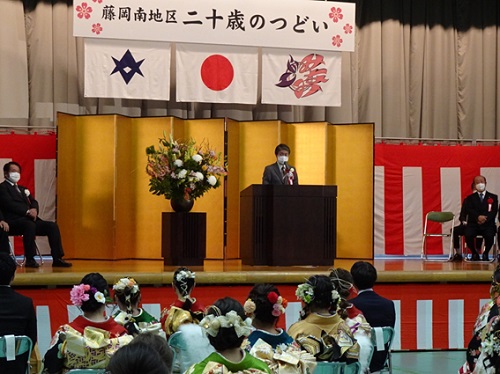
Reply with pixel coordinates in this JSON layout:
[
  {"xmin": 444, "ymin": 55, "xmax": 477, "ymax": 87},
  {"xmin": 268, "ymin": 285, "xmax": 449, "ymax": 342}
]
[{"xmin": 200, "ymin": 55, "xmax": 234, "ymax": 91}]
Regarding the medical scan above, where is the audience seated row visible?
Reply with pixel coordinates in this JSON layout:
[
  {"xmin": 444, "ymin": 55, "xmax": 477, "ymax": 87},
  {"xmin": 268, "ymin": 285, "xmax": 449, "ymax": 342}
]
[{"xmin": 0, "ymin": 257, "xmax": 398, "ymax": 374}]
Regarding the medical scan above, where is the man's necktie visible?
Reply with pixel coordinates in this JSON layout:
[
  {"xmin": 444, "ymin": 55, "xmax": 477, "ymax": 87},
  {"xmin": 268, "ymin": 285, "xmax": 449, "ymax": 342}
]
[
  {"xmin": 282, "ymin": 166, "xmax": 286, "ymax": 175},
  {"xmin": 480, "ymin": 193, "xmax": 484, "ymax": 202}
]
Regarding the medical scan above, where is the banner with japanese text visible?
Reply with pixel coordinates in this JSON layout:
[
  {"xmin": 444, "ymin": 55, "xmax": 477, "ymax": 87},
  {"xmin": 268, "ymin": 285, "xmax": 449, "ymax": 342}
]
[
  {"xmin": 176, "ymin": 43, "xmax": 258, "ymax": 104},
  {"xmin": 261, "ymin": 48, "xmax": 342, "ymax": 107},
  {"xmin": 84, "ymin": 38, "xmax": 170, "ymax": 100},
  {"xmin": 74, "ymin": 0, "xmax": 355, "ymax": 52}
]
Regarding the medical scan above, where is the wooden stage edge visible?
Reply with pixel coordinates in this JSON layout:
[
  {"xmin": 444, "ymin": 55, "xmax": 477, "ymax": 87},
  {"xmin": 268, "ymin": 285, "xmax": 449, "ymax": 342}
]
[{"xmin": 12, "ymin": 257, "xmax": 497, "ymax": 287}]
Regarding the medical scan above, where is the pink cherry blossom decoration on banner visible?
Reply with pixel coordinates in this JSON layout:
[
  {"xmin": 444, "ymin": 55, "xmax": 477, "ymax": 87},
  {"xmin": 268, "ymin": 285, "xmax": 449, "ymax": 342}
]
[{"xmin": 76, "ymin": 2, "xmax": 92, "ymax": 19}]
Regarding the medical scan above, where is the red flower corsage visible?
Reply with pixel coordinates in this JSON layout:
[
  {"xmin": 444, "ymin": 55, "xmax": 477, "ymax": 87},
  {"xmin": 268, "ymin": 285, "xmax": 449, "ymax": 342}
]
[{"xmin": 267, "ymin": 292, "xmax": 279, "ymax": 304}]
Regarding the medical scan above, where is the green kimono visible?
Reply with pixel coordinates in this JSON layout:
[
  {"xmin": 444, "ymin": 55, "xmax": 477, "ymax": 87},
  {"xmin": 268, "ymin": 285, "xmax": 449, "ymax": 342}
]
[{"xmin": 186, "ymin": 351, "xmax": 271, "ymax": 374}]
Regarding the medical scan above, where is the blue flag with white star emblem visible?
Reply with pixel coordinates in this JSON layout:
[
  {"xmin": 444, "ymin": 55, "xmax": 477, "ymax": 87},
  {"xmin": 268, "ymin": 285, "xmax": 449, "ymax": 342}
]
[{"xmin": 84, "ymin": 38, "xmax": 170, "ymax": 100}]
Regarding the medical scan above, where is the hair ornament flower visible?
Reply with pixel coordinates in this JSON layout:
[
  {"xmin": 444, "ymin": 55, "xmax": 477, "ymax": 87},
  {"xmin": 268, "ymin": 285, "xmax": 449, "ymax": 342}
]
[
  {"xmin": 94, "ymin": 291, "xmax": 106, "ymax": 304},
  {"xmin": 70, "ymin": 284, "xmax": 90, "ymax": 306},
  {"xmin": 113, "ymin": 277, "xmax": 139, "ymax": 294},
  {"xmin": 331, "ymin": 290, "xmax": 340, "ymax": 302},
  {"xmin": 267, "ymin": 292, "xmax": 279, "ymax": 304},
  {"xmin": 296, "ymin": 282, "xmax": 315, "ymax": 304},
  {"xmin": 200, "ymin": 310, "xmax": 253, "ymax": 338},
  {"xmin": 268, "ymin": 293, "xmax": 287, "ymax": 317},
  {"xmin": 244, "ymin": 299, "xmax": 256, "ymax": 315},
  {"xmin": 70, "ymin": 284, "xmax": 105, "ymax": 306},
  {"xmin": 176, "ymin": 270, "xmax": 196, "ymax": 283},
  {"xmin": 481, "ymin": 319, "xmax": 500, "ymax": 358}
]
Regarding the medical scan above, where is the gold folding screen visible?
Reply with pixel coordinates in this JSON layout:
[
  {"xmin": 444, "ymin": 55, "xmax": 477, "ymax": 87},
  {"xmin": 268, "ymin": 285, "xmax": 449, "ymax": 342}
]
[{"xmin": 57, "ymin": 113, "xmax": 373, "ymax": 261}]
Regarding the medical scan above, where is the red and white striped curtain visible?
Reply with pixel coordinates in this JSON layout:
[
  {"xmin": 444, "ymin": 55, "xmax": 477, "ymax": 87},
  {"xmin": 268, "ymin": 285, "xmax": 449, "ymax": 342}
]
[{"xmin": 374, "ymin": 143, "xmax": 500, "ymax": 256}]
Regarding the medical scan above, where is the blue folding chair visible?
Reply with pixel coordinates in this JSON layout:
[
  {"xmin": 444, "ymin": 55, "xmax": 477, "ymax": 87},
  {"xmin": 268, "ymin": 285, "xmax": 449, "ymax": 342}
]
[
  {"xmin": 371, "ymin": 327, "xmax": 395, "ymax": 373},
  {"xmin": 0, "ymin": 335, "xmax": 33, "ymax": 374},
  {"xmin": 314, "ymin": 361, "xmax": 361, "ymax": 374}
]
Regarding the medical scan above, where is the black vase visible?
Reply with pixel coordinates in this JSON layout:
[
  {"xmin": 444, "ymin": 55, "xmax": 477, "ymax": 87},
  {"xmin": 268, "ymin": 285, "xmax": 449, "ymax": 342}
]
[{"xmin": 170, "ymin": 197, "xmax": 194, "ymax": 213}]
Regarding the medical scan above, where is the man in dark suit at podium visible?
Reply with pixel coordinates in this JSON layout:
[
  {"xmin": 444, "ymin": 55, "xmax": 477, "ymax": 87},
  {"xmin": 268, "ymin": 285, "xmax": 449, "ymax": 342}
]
[
  {"xmin": 262, "ymin": 144, "xmax": 299, "ymax": 185},
  {"xmin": 0, "ymin": 162, "xmax": 72, "ymax": 268},
  {"xmin": 462, "ymin": 175, "xmax": 498, "ymax": 261},
  {"xmin": 350, "ymin": 261, "xmax": 396, "ymax": 373}
]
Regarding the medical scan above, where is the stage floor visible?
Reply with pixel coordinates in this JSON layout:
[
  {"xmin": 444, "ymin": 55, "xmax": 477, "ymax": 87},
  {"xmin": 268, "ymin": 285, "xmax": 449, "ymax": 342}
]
[{"xmin": 12, "ymin": 257, "xmax": 496, "ymax": 287}]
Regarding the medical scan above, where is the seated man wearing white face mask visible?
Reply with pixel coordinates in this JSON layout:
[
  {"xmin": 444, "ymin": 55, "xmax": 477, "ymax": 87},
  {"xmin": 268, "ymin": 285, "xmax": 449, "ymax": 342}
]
[
  {"xmin": 262, "ymin": 144, "xmax": 299, "ymax": 185},
  {"xmin": 463, "ymin": 175, "xmax": 498, "ymax": 261},
  {"xmin": 0, "ymin": 162, "xmax": 72, "ymax": 268}
]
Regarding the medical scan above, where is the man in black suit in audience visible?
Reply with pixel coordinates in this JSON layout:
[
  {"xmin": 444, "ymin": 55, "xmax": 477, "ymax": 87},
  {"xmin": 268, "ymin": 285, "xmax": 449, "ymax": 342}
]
[
  {"xmin": 462, "ymin": 175, "xmax": 498, "ymax": 261},
  {"xmin": 0, "ymin": 252, "xmax": 37, "ymax": 373},
  {"xmin": 350, "ymin": 261, "xmax": 396, "ymax": 373},
  {"xmin": 0, "ymin": 161, "xmax": 71, "ymax": 268},
  {"xmin": 262, "ymin": 144, "xmax": 299, "ymax": 185}
]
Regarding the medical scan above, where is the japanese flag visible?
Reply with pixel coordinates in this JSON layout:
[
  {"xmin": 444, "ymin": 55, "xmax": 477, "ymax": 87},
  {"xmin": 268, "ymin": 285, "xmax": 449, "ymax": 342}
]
[
  {"xmin": 84, "ymin": 38, "xmax": 170, "ymax": 101},
  {"xmin": 176, "ymin": 43, "xmax": 258, "ymax": 104},
  {"xmin": 261, "ymin": 48, "xmax": 342, "ymax": 107}
]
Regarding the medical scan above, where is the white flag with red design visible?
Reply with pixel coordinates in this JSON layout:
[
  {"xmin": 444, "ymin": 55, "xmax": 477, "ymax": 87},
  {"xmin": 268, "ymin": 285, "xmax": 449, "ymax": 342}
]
[
  {"xmin": 176, "ymin": 43, "xmax": 258, "ymax": 104},
  {"xmin": 261, "ymin": 48, "xmax": 342, "ymax": 107},
  {"xmin": 84, "ymin": 38, "xmax": 170, "ymax": 100}
]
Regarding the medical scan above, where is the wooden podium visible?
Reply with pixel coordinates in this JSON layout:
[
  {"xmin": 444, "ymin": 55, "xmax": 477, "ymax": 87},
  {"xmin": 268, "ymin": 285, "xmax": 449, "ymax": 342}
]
[
  {"xmin": 240, "ymin": 185, "xmax": 337, "ymax": 266},
  {"xmin": 162, "ymin": 212, "xmax": 206, "ymax": 265}
]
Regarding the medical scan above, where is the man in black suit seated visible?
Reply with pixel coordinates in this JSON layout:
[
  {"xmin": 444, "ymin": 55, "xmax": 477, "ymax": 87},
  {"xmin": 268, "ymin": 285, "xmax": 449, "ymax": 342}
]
[
  {"xmin": 262, "ymin": 144, "xmax": 299, "ymax": 185},
  {"xmin": 0, "ymin": 162, "xmax": 71, "ymax": 268},
  {"xmin": 0, "ymin": 253, "xmax": 37, "ymax": 373},
  {"xmin": 462, "ymin": 175, "xmax": 498, "ymax": 261},
  {"xmin": 451, "ymin": 182, "xmax": 482, "ymax": 262},
  {"xmin": 350, "ymin": 261, "xmax": 396, "ymax": 373}
]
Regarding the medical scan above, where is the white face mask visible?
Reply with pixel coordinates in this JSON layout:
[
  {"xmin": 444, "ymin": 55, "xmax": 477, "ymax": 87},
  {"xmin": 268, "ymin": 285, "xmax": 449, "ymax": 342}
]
[
  {"xmin": 476, "ymin": 183, "xmax": 486, "ymax": 192},
  {"xmin": 8, "ymin": 172, "xmax": 20, "ymax": 183},
  {"xmin": 277, "ymin": 155, "xmax": 288, "ymax": 165}
]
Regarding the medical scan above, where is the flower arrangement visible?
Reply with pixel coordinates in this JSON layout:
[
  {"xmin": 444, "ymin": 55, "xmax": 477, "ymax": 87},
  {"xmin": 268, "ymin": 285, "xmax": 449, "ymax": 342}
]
[
  {"xmin": 70, "ymin": 283, "xmax": 105, "ymax": 307},
  {"xmin": 146, "ymin": 133, "xmax": 227, "ymax": 201}
]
